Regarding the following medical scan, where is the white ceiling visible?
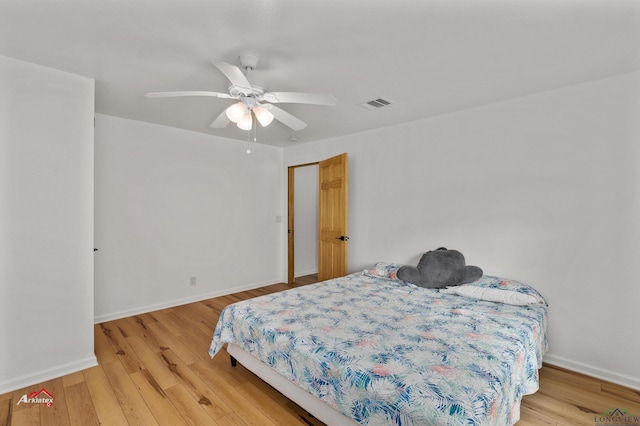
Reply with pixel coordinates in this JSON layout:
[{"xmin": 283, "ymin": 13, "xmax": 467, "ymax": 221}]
[{"xmin": 1, "ymin": 0, "xmax": 639, "ymax": 147}]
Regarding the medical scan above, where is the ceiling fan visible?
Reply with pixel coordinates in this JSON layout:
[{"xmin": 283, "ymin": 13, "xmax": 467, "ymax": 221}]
[{"xmin": 145, "ymin": 54, "xmax": 337, "ymax": 132}]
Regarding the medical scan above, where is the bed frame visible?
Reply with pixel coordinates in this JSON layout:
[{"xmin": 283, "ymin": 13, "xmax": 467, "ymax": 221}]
[{"xmin": 227, "ymin": 343, "xmax": 358, "ymax": 425}]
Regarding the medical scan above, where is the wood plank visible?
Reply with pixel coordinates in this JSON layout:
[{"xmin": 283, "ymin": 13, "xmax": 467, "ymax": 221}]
[
  {"xmin": 171, "ymin": 307, "xmax": 216, "ymax": 339},
  {"xmin": 135, "ymin": 311, "xmax": 160, "ymax": 325},
  {"xmin": 518, "ymin": 404, "xmax": 558, "ymax": 425},
  {"xmin": 63, "ymin": 382, "xmax": 99, "ymax": 426},
  {"xmin": 0, "ymin": 390, "xmax": 11, "ymax": 403},
  {"xmin": 0, "ymin": 397, "xmax": 13, "ymax": 426},
  {"xmin": 244, "ymin": 371, "xmax": 292, "ymax": 407},
  {"xmin": 201, "ymin": 299, "xmax": 230, "ymax": 315},
  {"xmin": 294, "ymin": 274, "xmax": 318, "ymax": 286},
  {"xmin": 522, "ymin": 389, "xmax": 596, "ymax": 425},
  {"xmin": 151, "ymin": 310, "xmax": 187, "ymax": 337},
  {"xmin": 11, "ymin": 385, "xmax": 37, "ymax": 419},
  {"xmin": 101, "ymin": 360, "xmax": 159, "ymax": 426},
  {"xmin": 285, "ymin": 401, "xmax": 326, "ymax": 426},
  {"xmin": 129, "ymin": 370, "xmax": 188, "ymax": 426},
  {"xmin": 82, "ymin": 366, "xmax": 129, "ymax": 425},
  {"xmin": 38, "ymin": 378, "xmax": 70, "ymax": 426},
  {"xmin": 147, "ymin": 320, "xmax": 200, "ymax": 365},
  {"xmin": 61, "ymin": 371, "xmax": 85, "ymax": 388},
  {"xmin": 206, "ymin": 352, "xmax": 318, "ymax": 425},
  {"xmin": 601, "ymin": 381, "xmax": 640, "ymax": 404},
  {"xmin": 176, "ymin": 333, "xmax": 211, "ymax": 361},
  {"xmin": 164, "ymin": 311, "xmax": 213, "ymax": 362},
  {"xmin": 218, "ymin": 293, "xmax": 245, "ymax": 305},
  {"xmin": 125, "ymin": 315, "xmax": 168, "ymax": 352},
  {"xmin": 93, "ymin": 323, "xmax": 119, "ymax": 365},
  {"xmin": 111, "ymin": 317, "xmax": 138, "ymax": 339},
  {"xmin": 10, "ymin": 403, "xmax": 39, "ymax": 426},
  {"xmin": 539, "ymin": 364, "xmax": 602, "ymax": 394},
  {"xmin": 190, "ymin": 359, "xmax": 279, "ymax": 426},
  {"xmin": 237, "ymin": 379, "xmax": 311, "ymax": 426},
  {"xmin": 209, "ymin": 349, "xmax": 262, "ymax": 385},
  {"xmin": 215, "ymin": 412, "xmax": 250, "ymax": 426},
  {"xmin": 264, "ymin": 282, "xmax": 294, "ymax": 292},
  {"xmin": 537, "ymin": 370, "xmax": 640, "ymax": 415},
  {"xmin": 126, "ymin": 336, "xmax": 179, "ymax": 390},
  {"xmin": 243, "ymin": 289, "xmax": 271, "ymax": 299},
  {"xmin": 98, "ymin": 322, "xmax": 145, "ymax": 374},
  {"xmin": 176, "ymin": 301, "xmax": 219, "ymax": 327},
  {"xmin": 164, "ymin": 384, "xmax": 222, "ymax": 426},
  {"xmin": 175, "ymin": 331, "xmax": 215, "ymax": 364},
  {"xmin": 157, "ymin": 349, "xmax": 231, "ymax": 421}
]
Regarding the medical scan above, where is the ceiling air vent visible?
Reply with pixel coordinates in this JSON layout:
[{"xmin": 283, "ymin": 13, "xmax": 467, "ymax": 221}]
[{"xmin": 361, "ymin": 97, "xmax": 393, "ymax": 110}]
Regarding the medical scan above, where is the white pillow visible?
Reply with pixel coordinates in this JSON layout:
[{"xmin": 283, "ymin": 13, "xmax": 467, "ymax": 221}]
[{"xmin": 440, "ymin": 285, "xmax": 540, "ymax": 305}]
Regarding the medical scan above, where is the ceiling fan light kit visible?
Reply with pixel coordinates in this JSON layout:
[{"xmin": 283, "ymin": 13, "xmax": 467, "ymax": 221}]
[
  {"xmin": 236, "ymin": 111, "xmax": 253, "ymax": 131},
  {"xmin": 224, "ymin": 96, "xmax": 275, "ymax": 131},
  {"xmin": 145, "ymin": 54, "xmax": 336, "ymax": 138},
  {"xmin": 253, "ymin": 105, "xmax": 274, "ymax": 127},
  {"xmin": 225, "ymin": 101, "xmax": 248, "ymax": 123}
]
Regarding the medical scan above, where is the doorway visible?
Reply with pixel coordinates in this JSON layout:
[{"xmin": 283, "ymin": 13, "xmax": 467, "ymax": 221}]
[
  {"xmin": 287, "ymin": 163, "xmax": 319, "ymax": 283},
  {"xmin": 287, "ymin": 153, "xmax": 349, "ymax": 284}
]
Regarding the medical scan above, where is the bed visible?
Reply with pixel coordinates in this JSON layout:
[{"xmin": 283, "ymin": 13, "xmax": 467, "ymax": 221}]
[{"xmin": 209, "ymin": 262, "xmax": 548, "ymax": 425}]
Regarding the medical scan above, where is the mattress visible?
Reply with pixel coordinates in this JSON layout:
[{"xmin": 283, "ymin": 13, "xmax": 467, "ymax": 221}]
[{"xmin": 209, "ymin": 265, "xmax": 548, "ymax": 425}]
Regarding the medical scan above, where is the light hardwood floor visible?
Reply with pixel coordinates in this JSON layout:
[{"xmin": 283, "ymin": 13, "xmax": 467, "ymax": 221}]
[{"xmin": 1, "ymin": 274, "xmax": 639, "ymax": 425}]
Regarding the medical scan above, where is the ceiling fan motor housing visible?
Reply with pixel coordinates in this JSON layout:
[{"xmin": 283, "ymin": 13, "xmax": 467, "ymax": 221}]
[
  {"xmin": 228, "ymin": 84, "xmax": 265, "ymax": 98},
  {"xmin": 240, "ymin": 96, "xmax": 258, "ymax": 109}
]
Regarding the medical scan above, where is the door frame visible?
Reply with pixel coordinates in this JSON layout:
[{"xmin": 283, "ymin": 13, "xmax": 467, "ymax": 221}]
[{"xmin": 287, "ymin": 162, "xmax": 319, "ymax": 284}]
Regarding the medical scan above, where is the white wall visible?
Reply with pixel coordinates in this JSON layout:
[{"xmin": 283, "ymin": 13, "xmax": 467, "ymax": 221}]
[
  {"xmin": 94, "ymin": 114, "xmax": 284, "ymax": 322},
  {"xmin": 294, "ymin": 165, "xmax": 318, "ymax": 277},
  {"xmin": 0, "ymin": 56, "xmax": 96, "ymax": 393},
  {"xmin": 283, "ymin": 72, "xmax": 640, "ymax": 390}
]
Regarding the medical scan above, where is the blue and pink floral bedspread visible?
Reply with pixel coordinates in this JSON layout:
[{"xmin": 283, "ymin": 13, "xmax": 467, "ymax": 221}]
[{"xmin": 209, "ymin": 270, "xmax": 548, "ymax": 425}]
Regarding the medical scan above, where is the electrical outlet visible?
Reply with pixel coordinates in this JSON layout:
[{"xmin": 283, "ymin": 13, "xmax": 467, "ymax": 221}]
[{"xmin": 190, "ymin": 276, "xmax": 197, "ymax": 286}]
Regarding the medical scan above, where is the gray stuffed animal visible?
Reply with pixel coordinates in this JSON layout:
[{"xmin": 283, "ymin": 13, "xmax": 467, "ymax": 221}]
[{"xmin": 397, "ymin": 247, "xmax": 483, "ymax": 288}]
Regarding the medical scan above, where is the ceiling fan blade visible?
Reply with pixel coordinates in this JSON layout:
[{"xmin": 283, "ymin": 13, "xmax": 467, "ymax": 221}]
[
  {"xmin": 261, "ymin": 92, "xmax": 337, "ymax": 106},
  {"xmin": 269, "ymin": 105, "xmax": 308, "ymax": 131},
  {"xmin": 145, "ymin": 91, "xmax": 233, "ymax": 99},
  {"xmin": 212, "ymin": 60, "xmax": 252, "ymax": 91},
  {"xmin": 210, "ymin": 110, "xmax": 231, "ymax": 128}
]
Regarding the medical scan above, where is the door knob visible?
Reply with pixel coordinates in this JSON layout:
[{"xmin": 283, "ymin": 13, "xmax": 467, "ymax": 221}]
[{"xmin": 335, "ymin": 236, "xmax": 350, "ymax": 241}]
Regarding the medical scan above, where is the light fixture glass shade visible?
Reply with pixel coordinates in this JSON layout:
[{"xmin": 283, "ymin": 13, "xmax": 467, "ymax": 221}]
[
  {"xmin": 253, "ymin": 106, "xmax": 274, "ymax": 127},
  {"xmin": 236, "ymin": 112, "xmax": 252, "ymax": 130},
  {"xmin": 225, "ymin": 102, "xmax": 246, "ymax": 123}
]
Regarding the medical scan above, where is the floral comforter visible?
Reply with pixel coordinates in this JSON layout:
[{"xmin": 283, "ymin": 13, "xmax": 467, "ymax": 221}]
[{"xmin": 209, "ymin": 270, "xmax": 548, "ymax": 425}]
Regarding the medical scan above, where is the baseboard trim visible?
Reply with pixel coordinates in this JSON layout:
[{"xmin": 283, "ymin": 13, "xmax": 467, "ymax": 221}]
[
  {"xmin": 544, "ymin": 353, "xmax": 640, "ymax": 391},
  {"xmin": 294, "ymin": 269, "xmax": 318, "ymax": 277},
  {"xmin": 94, "ymin": 279, "xmax": 281, "ymax": 324},
  {"xmin": 0, "ymin": 355, "xmax": 97, "ymax": 395}
]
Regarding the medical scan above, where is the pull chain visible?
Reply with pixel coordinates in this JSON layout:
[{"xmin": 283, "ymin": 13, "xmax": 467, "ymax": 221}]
[{"xmin": 246, "ymin": 113, "xmax": 252, "ymax": 154}]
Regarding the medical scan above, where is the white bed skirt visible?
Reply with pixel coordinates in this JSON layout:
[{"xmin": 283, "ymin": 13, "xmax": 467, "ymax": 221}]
[{"xmin": 226, "ymin": 343, "xmax": 359, "ymax": 426}]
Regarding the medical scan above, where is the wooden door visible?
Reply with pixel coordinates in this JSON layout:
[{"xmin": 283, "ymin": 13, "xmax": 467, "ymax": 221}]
[{"xmin": 318, "ymin": 153, "xmax": 349, "ymax": 281}]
